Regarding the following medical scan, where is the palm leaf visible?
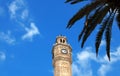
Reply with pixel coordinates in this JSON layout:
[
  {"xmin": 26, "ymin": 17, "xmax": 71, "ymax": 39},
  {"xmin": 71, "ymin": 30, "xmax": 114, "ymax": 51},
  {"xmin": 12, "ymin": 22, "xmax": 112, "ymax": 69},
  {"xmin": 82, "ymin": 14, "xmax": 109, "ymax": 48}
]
[
  {"xmin": 65, "ymin": 0, "xmax": 85, "ymax": 4},
  {"xmin": 81, "ymin": 5, "xmax": 109, "ymax": 48},
  {"xmin": 116, "ymin": 10, "xmax": 120, "ymax": 29},
  {"xmin": 105, "ymin": 11, "xmax": 116, "ymax": 61},
  {"xmin": 71, "ymin": 0, "xmax": 84, "ymax": 4},
  {"xmin": 65, "ymin": 0, "xmax": 120, "ymax": 61},
  {"xmin": 78, "ymin": 21, "xmax": 88, "ymax": 41},
  {"xmin": 78, "ymin": 6, "xmax": 103, "ymax": 41},
  {"xmin": 66, "ymin": 0, "xmax": 104, "ymax": 28},
  {"xmin": 95, "ymin": 13, "xmax": 112, "ymax": 57},
  {"xmin": 65, "ymin": 0, "xmax": 72, "ymax": 3}
]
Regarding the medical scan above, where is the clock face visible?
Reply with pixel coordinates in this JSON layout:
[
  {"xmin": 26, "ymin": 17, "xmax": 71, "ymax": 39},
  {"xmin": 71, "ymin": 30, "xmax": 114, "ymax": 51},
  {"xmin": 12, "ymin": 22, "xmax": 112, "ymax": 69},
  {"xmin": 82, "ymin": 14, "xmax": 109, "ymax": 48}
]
[{"xmin": 61, "ymin": 49, "xmax": 68, "ymax": 54}]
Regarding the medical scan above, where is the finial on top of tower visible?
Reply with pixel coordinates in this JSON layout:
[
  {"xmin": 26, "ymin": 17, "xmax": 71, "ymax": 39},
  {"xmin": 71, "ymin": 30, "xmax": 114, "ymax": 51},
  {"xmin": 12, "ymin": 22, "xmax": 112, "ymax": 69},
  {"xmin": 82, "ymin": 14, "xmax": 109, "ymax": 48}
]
[{"xmin": 56, "ymin": 34, "xmax": 66, "ymax": 38}]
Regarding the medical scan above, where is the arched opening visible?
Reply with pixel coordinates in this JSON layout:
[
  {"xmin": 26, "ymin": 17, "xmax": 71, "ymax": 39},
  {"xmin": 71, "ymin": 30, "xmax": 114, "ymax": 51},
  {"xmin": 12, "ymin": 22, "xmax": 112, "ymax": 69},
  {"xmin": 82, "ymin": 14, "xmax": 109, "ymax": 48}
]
[
  {"xmin": 60, "ymin": 39, "xmax": 62, "ymax": 43},
  {"xmin": 63, "ymin": 39, "xmax": 65, "ymax": 43}
]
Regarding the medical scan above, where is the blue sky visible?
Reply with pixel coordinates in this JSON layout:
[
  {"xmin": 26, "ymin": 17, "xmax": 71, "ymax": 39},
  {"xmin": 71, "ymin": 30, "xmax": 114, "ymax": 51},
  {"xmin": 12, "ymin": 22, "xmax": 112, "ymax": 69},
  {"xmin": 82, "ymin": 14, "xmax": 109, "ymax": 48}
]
[{"xmin": 0, "ymin": 0, "xmax": 120, "ymax": 76}]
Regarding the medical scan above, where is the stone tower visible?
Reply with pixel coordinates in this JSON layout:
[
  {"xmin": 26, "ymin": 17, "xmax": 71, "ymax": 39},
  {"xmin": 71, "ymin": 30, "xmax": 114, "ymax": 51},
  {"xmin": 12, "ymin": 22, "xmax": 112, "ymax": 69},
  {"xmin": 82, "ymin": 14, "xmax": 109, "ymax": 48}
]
[{"xmin": 52, "ymin": 35, "xmax": 72, "ymax": 76}]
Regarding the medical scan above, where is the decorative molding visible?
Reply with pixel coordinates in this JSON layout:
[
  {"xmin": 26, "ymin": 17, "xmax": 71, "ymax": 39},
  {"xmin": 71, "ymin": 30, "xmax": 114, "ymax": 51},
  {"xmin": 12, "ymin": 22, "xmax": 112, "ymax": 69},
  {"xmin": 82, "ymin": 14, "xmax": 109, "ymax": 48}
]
[{"xmin": 53, "ymin": 56, "xmax": 72, "ymax": 65}]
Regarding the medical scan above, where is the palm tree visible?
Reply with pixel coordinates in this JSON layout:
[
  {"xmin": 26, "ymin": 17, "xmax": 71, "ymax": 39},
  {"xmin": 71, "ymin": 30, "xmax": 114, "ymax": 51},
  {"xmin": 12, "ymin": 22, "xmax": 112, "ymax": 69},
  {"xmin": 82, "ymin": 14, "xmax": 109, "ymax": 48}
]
[{"xmin": 65, "ymin": 0, "xmax": 120, "ymax": 60}]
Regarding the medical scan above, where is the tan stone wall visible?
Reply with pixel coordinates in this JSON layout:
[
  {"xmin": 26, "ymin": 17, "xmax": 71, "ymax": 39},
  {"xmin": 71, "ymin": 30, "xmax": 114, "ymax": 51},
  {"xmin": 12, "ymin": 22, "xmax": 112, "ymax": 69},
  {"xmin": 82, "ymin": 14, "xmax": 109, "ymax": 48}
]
[{"xmin": 54, "ymin": 60, "xmax": 71, "ymax": 76}]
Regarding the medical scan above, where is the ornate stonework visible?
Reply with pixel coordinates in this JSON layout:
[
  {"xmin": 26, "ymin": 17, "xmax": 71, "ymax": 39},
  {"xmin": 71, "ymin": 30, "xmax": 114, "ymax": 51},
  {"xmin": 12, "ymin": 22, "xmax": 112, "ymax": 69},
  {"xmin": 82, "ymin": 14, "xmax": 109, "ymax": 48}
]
[{"xmin": 52, "ymin": 35, "xmax": 72, "ymax": 76}]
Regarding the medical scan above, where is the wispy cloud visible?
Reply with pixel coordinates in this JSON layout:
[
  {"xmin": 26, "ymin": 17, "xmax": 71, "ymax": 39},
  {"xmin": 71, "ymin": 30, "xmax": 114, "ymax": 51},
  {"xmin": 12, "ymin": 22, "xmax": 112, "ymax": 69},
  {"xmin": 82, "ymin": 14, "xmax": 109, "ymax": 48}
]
[
  {"xmin": 98, "ymin": 64, "xmax": 111, "ymax": 76},
  {"xmin": 22, "ymin": 22, "xmax": 40, "ymax": 41},
  {"xmin": 0, "ymin": 31, "xmax": 16, "ymax": 45},
  {"xmin": 72, "ymin": 47, "xmax": 93, "ymax": 76},
  {"xmin": 8, "ymin": 0, "xmax": 26, "ymax": 19},
  {"xmin": 73, "ymin": 46, "xmax": 120, "ymax": 76},
  {"xmin": 21, "ymin": 9, "xmax": 28, "ymax": 20},
  {"xmin": 100, "ymin": 40, "xmax": 106, "ymax": 47},
  {"xmin": 8, "ymin": 0, "xmax": 40, "ymax": 41},
  {"xmin": 0, "ymin": 51, "xmax": 6, "ymax": 62}
]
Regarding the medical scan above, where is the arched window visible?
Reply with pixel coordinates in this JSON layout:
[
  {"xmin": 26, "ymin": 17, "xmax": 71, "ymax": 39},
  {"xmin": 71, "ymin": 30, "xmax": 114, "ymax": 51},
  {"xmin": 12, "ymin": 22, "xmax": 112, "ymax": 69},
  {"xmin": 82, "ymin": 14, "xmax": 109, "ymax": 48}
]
[
  {"xmin": 60, "ymin": 39, "xmax": 62, "ymax": 43},
  {"xmin": 63, "ymin": 39, "xmax": 65, "ymax": 43}
]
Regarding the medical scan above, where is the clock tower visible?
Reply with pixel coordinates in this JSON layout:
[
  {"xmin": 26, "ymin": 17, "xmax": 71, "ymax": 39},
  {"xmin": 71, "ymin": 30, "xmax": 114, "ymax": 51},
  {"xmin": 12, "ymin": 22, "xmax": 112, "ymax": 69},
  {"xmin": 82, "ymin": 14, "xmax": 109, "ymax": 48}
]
[{"xmin": 52, "ymin": 35, "xmax": 72, "ymax": 76}]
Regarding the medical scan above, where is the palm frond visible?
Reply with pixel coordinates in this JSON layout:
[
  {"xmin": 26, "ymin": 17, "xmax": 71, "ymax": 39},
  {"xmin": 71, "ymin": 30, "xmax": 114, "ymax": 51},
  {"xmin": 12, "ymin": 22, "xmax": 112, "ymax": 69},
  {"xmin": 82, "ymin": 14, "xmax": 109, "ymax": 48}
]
[
  {"xmin": 81, "ymin": 5, "xmax": 109, "ymax": 48},
  {"xmin": 65, "ymin": 0, "xmax": 120, "ymax": 61},
  {"xmin": 105, "ymin": 11, "xmax": 116, "ymax": 61},
  {"xmin": 78, "ymin": 23, "xmax": 87, "ymax": 41},
  {"xmin": 78, "ymin": 6, "xmax": 103, "ymax": 41},
  {"xmin": 66, "ymin": 0, "xmax": 104, "ymax": 28},
  {"xmin": 95, "ymin": 13, "xmax": 112, "ymax": 57},
  {"xmin": 78, "ymin": 14, "xmax": 89, "ymax": 41},
  {"xmin": 65, "ymin": 0, "xmax": 85, "ymax": 4},
  {"xmin": 71, "ymin": 0, "xmax": 84, "ymax": 4},
  {"xmin": 65, "ymin": 0, "xmax": 72, "ymax": 3},
  {"xmin": 116, "ymin": 10, "xmax": 120, "ymax": 29}
]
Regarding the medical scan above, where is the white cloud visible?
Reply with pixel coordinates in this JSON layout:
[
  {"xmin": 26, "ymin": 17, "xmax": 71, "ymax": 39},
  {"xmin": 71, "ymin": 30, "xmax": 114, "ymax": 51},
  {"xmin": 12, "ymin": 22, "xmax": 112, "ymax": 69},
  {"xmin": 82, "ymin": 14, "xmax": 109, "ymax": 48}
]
[
  {"xmin": 8, "ymin": 0, "xmax": 29, "ymax": 23},
  {"xmin": 72, "ymin": 47, "xmax": 93, "ymax": 76},
  {"xmin": 8, "ymin": 0, "xmax": 40, "ymax": 41},
  {"xmin": 97, "ymin": 47, "xmax": 120, "ymax": 76},
  {"xmin": 0, "ymin": 51, "xmax": 6, "ymax": 61},
  {"xmin": 72, "ymin": 62, "xmax": 92, "ymax": 76},
  {"xmin": 22, "ymin": 22, "xmax": 40, "ymax": 41},
  {"xmin": 72, "ymin": 63, "xmax": 80, "ymax": 75},
  {"xmin": 21, "ymin": 9, "xmax": 28, "ymax": 20},
  {"xmin": 0, "ymin": 31, "xmax": 16, "ymax": 45},
  {"xmin": 98, "ymin": 64, "xmax": 111, "ymax": 76},
  {"xmin": 8, "ymin": 1, "xmax": 18, "ymax": 18},
  {"xmin": 100, "ymin": 40, "xmax": 106, "ymax": 47},
  {"xmin": 73, "ymin": 46, "xmax": 120, "ymax": 76},
  {"xmin": 8, "ymin": 0, "xmax": 26, "ymax": 19}
]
